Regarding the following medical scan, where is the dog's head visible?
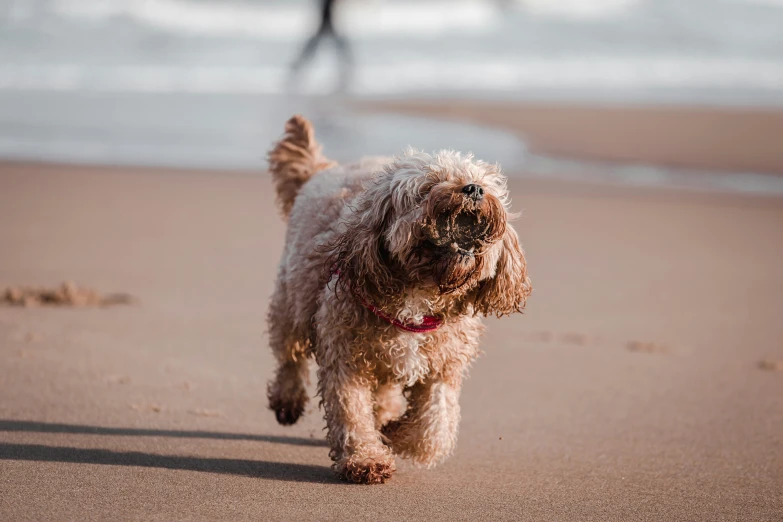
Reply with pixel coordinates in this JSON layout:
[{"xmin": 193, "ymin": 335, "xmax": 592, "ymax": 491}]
[{"xmin": 326, "ymin": 149, "xmax": 531, "ymax": 316}]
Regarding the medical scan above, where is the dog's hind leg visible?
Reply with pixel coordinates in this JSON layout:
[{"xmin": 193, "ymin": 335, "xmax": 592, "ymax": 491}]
[{"xmin": 267, "ymin": 279, "xmax": 310, "ymax": 425}]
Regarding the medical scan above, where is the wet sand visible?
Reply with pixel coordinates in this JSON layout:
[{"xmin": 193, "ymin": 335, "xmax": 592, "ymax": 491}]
[
  {"xmin": 359, "ymin": 101, "xmax": 783, "ymax": 175},
  {"xmin": 1, "ymin": 154, "xmax": 782, "ymax": 520}
]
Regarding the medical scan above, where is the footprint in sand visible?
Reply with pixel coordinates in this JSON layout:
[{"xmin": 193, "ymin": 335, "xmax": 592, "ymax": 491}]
[
  {"xmin": 104, "ymin": 375, "xmax": 131, "ymax": 385},
  {"xmin": 525, "ymin": 331, "xmax": 555, "ymax": 343},
  {"xmin": 626, "ymin": 341, "xmax": 670, "ymax": 354},
  {"xmin": 189, "ymin": 409, "xmax": 223, "ymax": 418},
  {"xmin": 560, "ymin": 332, "xmax": 592, "ymax": 346},
  {"xmin": 24, "ymin": 332, "xmax": 42, "ymax": 343},
  {"xmin": 2, "ymin": 281, "xmax": 135, "ymax": 308},
  {"xmin": 524, "ymin": 330, "xmax": 672, "ymax": 354},
  {"xmin": 129, "ymin": 403, "xmax": 164, "ymax": 413},
  {"xmin": 525, "ymin": 331, "xmax": 593, "ymax": 345},
  {"xmin": 758, "ymin": 360, "xmax": 783, "ymax": 372}
]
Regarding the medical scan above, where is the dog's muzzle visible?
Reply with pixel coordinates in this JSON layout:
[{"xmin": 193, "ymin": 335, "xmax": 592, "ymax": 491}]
[{"xmin": 423, "ymin": 210, "xmax": 490, "ymax": 292}]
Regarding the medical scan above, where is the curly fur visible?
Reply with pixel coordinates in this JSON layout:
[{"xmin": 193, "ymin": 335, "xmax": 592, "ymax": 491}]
[
  {"xmin": 266, "ymin": 115, "xmax": 531, "ymax": 484},
  {"xmin": 267, "ymin": 115, "xmax": 336, "ymax": 218}
]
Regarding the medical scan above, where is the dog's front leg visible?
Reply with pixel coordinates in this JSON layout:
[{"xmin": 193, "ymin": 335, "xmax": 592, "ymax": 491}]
[
  {"xmin": 318, "ymin": 363, "xmax": 396, "ymax": 484},
  {"xmin": 383, "ymin": 376, "xmax": 462, "ymax": 467}
]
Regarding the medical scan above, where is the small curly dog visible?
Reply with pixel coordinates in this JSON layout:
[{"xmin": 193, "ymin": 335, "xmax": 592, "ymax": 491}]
[{"xmin": 266, "ymin": 115, "xmax": 531, "ymax": 484}]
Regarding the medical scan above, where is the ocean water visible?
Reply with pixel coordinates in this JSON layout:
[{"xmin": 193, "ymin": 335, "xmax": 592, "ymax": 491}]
[
  {"xmin": 1, "ymin": 0, "xmax": 782, "ymax": 194},
  {"xmin": 3, "ymin": 0, "xmax": 783, "ymax": 101}
]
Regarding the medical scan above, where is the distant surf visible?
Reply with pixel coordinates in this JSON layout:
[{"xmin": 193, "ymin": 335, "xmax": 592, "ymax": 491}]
[{"xmin": 2, "ymin": 0, "xmax": 781, "ymax": 103}]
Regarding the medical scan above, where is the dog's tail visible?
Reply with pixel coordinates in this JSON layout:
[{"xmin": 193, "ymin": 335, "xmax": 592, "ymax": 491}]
[{"xmin": 267, "ymin": 115, "xmax": 335, "ymax": 219}]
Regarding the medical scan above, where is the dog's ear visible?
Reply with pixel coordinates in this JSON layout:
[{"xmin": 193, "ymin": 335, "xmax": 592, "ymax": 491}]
[
  {"xmin": 473, "ymin": 225, "xmax": 531, "ymax": 317},
  {"xmin": 323, "ymin": 172, "xmax": 404, "ymax": 302}
]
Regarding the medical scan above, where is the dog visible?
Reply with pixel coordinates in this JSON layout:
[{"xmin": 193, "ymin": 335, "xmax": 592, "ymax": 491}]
[{"xmin": 266, "ymin": 115, "xmax": 531, "ymax": 484}]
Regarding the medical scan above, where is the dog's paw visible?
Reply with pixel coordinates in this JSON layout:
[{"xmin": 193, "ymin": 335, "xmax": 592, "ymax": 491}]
[
  {"xmin": 273, "ymin": 403, "xmax": 304, "ymax": 425},
  {"xmin": 267, "ymin": 387, "xmax": 308, "ymax": 426},
  {"xmin": 336, "ymin": 455, "xmax": 396, "ymax": 485}
]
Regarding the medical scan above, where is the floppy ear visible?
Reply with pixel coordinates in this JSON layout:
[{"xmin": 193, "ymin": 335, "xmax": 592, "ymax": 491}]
[
  {"xmin": 322, "ymin": 172, "xmax": 404, "ymax": 302},
  {"xmin": 473, "ymin": 225, "xmax": 532, "ymax": 317}
]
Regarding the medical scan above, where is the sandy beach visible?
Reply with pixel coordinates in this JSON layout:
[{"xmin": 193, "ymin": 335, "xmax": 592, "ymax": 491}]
[{"xmin": 1, "ymin": 116, "xmax": 782, "ymax": 520}]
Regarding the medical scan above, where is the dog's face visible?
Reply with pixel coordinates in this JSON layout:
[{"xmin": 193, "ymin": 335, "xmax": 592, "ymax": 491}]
[
  {"xmin": 327, "ymin": 149, "xmax": 531, "ymax": 316},
  {"xmin": 384, "ymin": 151, "xmax": 510, "ymax": 296}
]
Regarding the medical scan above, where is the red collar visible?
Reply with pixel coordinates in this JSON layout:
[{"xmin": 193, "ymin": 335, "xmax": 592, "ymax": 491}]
[
  {"xmin": 332, "ymin": 267, "xmax": 443, "ymax": 333},
  {"xmin": 355, "ymin": 292, "xmax": 443, "ymax": 333}
]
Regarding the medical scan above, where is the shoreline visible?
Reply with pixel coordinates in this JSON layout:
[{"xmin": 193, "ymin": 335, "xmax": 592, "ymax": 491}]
[
  {"xmin": 1, "ymin": 159, "xmax": 781, "ymax": 207},
  {"xmin": 5, "ymin": 96, "xmax": 783, "ymax": 198},
  {"xmin": 357, "ymin": 100, "xmax": 783, "ymax": 175}
]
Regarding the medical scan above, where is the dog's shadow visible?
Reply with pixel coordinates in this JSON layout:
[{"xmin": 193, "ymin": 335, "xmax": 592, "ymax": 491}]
[{"xmin": 0, "ymin": 420, "xmax": 335, "ymax": 484}]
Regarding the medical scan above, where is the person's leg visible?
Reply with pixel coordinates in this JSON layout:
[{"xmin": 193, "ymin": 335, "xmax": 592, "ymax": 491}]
[
  {"xmin": 332, "ymin": 28, "xmax": 354, "ymax": 92},
  {"xmin": 290, "ymin": 0, "xmax": 333, "ymax": 73},
  {"xmin": 290, "ymin": 28, "xmax": 326, "ymax": 74}
]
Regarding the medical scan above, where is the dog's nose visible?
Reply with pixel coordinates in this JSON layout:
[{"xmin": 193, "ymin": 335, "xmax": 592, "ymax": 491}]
[{"xmin": 462, "ymin": 184, "xmax": 484, "ymax": 200}]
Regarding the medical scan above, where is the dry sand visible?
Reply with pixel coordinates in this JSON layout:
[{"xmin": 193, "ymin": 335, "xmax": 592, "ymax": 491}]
[{"xmin": 1, "ymin": 118, "xmax": 782, "ymax": 520}]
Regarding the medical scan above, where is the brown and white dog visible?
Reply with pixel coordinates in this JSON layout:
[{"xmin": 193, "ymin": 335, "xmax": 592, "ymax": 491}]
[{"xmin": 266, "ymin": 115, "xmax": 531, "ymax": 484}]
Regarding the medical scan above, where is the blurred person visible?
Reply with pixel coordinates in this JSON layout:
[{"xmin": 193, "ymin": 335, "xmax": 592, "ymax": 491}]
[{"xmin": 288, "ymin": 0, "xmax": 353, "ymax": 92}]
